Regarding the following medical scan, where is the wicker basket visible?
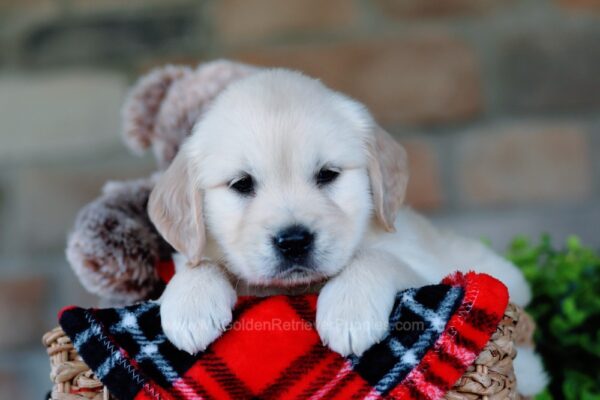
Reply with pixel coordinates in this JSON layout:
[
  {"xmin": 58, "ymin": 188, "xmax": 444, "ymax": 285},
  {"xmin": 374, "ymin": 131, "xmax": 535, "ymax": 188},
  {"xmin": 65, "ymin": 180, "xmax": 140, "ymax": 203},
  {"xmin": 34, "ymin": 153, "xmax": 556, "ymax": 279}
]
[{"xmin": 44, "ymin": 303, "xmax": 534, "ymax": 400}]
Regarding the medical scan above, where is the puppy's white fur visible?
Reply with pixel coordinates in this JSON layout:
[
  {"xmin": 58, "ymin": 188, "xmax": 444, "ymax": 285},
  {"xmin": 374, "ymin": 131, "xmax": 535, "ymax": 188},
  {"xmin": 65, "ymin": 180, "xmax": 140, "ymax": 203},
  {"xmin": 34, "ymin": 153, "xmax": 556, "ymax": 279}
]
[
  {"xmin": 161, "ymin": 256, "xmax": 236, "ymax": 352},
  {"xmin": 513, "ymin": 346, "xmax": 549, "ymax": 396},
  {"xmin": 149, "ymin": 69, "xmax": 544, "ymax": 394}
]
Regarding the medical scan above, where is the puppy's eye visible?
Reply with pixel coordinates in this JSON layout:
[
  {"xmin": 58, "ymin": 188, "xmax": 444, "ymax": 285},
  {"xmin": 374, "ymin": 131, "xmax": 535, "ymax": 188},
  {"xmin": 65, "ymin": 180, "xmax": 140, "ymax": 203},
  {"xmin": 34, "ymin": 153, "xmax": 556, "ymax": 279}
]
[
  {"xmin": 316, "ymin": 168, "xmax": 340, "ymax": 186},
  {"xmin": 229, "ymin": 175, "xmax": 255, "ymax": 195}
]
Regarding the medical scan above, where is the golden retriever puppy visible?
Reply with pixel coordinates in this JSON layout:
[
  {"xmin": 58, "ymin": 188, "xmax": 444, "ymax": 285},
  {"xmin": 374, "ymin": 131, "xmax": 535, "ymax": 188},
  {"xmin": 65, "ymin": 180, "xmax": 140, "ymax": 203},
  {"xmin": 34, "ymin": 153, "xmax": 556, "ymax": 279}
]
[{"xmin": 149, "ymin": 69, "xmax": 544, "ymax": 395}]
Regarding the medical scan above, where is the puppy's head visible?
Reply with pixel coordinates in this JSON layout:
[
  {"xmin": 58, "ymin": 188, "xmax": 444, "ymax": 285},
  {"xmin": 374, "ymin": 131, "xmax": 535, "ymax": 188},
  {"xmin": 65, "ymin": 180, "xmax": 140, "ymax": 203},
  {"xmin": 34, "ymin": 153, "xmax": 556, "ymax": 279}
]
[{"xmin": 149, "ymin": 69, "xmax": 408, "ymax": 285}]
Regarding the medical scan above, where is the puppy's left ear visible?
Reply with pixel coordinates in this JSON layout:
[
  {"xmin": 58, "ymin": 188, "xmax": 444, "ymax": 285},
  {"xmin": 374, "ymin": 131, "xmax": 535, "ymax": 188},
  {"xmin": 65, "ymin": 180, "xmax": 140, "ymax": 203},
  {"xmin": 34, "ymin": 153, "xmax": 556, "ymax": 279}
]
[
  {"xmin": 148, "ymin": 151, "xmax": 206, "ymax": 266},
  {"xmin": 367, "ymin": 127, "xmax": 409, "ymax": 232}
]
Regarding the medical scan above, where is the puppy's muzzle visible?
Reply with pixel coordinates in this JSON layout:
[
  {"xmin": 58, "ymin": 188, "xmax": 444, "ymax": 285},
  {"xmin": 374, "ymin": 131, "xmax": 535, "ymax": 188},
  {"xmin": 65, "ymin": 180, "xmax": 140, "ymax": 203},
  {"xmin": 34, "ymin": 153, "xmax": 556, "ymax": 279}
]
[{"xmin": 272, "ymin": 225, "xmax": 314, "ymax": 265}]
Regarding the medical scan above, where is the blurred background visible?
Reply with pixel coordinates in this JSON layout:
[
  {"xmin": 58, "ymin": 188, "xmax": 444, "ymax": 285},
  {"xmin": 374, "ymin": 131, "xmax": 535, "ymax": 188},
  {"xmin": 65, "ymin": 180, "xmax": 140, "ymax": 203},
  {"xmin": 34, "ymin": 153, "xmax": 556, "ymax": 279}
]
[{"xmin": 0, "ymin": 0, "xmax": 599, "ymax": 398}]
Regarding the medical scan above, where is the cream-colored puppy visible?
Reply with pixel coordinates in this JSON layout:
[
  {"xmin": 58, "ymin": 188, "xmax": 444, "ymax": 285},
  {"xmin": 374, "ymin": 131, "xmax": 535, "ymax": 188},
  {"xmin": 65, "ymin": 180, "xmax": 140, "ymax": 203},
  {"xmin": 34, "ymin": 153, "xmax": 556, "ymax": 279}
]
[{"xmin": 149, "ymin": 69, "xmax": 544, "ymax": 395}]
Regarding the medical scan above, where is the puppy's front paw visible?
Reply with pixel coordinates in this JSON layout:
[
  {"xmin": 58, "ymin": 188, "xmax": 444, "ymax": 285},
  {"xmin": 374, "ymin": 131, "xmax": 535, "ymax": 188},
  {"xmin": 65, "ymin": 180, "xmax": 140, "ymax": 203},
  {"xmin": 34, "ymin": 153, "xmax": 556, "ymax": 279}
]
[
  {"xmin": 160, "ymin": 264, "xmax": 236, "ymax": 354},
  {"xmin": 316, "ymin": 279, "xmax": 395, "ymax": 357}
]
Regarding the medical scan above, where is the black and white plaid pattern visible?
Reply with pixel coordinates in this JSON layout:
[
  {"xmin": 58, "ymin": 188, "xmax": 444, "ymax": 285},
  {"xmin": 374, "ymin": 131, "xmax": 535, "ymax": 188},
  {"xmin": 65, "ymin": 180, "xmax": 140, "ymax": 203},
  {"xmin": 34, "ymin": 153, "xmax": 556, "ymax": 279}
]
[
  {"xmin": 351, "ymin": 284, "xmax": 463, "ymax": 395},
  {"xmin": 65, "ymin": 302, "xmax": 202, "ymax": 399},
  {"xmin": 61, "ymin": 283, "xmax": 465, "ymax": 400}
]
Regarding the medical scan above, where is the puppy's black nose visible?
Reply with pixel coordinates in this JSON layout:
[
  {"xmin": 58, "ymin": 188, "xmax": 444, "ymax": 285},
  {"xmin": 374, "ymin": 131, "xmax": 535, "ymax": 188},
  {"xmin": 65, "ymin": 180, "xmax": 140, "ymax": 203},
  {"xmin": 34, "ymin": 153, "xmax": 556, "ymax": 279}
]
[{"xmin": 273, "ymin": 225, "xmax": 314, "ymax": 262}]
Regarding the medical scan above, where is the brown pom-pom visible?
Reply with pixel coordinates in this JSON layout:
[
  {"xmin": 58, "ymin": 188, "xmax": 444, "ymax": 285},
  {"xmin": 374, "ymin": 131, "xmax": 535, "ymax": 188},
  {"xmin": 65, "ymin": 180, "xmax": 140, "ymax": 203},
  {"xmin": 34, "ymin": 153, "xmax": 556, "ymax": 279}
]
[
  {"xmin": 121, "ymin": 65, "xmax": 191, "ymax": 156},
  {"xmin": 66, "ymin": 176, "xmax": 171, "ymax": 304}
]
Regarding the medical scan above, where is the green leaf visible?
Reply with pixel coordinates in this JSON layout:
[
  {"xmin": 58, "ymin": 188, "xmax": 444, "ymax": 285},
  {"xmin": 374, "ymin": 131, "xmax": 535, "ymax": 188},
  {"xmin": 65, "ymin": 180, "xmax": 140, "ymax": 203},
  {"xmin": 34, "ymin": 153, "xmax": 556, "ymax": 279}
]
[{"xmin": 507, "ymin": 235, "xmax": 600, "ymax": 399}]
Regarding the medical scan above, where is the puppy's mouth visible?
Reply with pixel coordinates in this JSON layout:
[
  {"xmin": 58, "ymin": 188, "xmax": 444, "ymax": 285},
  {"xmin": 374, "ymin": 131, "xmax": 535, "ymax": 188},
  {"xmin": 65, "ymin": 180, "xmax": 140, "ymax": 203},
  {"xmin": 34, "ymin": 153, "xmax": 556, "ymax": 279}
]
[{"xmin": 269, "ymin": 264, "xmax": 328, "ymax": 286}]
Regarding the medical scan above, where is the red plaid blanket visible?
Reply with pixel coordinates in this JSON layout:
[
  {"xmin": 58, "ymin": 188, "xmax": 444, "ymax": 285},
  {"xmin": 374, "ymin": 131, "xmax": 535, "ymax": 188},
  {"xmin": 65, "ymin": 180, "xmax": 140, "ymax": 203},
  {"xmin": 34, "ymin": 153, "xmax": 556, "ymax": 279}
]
[{"xmin": 59, "ymin": 272, "xmax": 508, "ymax": 400}]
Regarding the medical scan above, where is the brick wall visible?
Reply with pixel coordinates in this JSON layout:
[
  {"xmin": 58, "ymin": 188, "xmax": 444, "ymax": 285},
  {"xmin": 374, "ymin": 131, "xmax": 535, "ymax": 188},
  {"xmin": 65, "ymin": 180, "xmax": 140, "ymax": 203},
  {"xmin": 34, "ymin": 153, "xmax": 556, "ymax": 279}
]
[{"xmin": 1, "ymin": 0, "xmax": 599, "ymax": 397}]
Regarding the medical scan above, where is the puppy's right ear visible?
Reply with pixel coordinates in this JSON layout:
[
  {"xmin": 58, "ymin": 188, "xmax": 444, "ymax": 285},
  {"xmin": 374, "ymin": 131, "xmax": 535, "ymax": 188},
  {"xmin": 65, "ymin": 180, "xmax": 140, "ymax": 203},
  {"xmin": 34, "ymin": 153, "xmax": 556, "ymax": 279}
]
[
  {"xmin": 148, "ymin": 151, "xmax": 205, "ymax": 266},
  {"xmin": 367, "ymin": 127, "xmax": 409, "ymax": 232}
]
